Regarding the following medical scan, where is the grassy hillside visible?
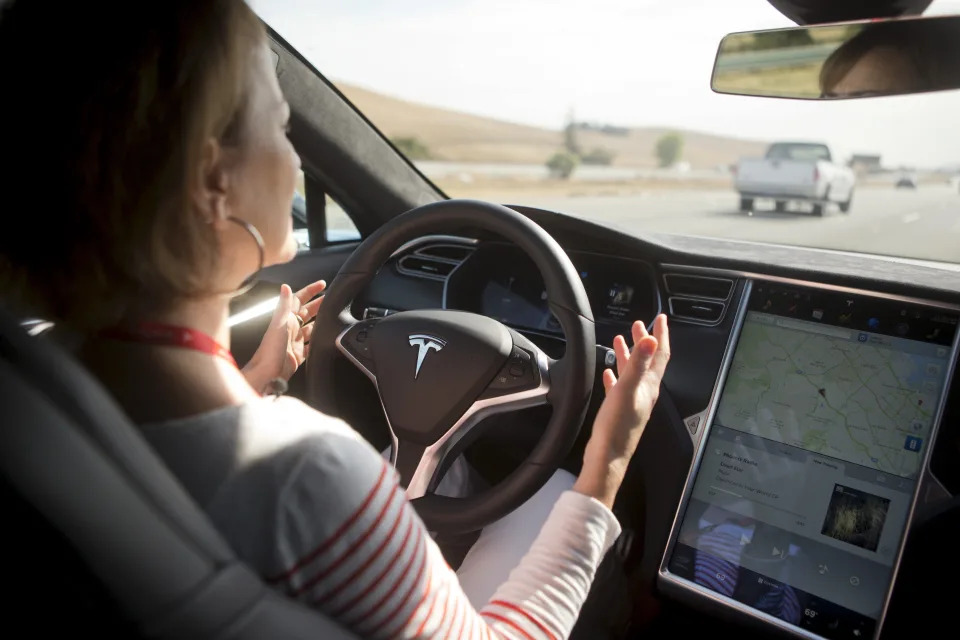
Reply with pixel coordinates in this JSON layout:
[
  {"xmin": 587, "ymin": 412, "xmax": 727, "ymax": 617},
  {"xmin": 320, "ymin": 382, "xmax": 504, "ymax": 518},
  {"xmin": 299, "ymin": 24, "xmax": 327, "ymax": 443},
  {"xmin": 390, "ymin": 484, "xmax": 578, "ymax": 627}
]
[{"xmin": 337, "ymin": 82, "xmax": 767, "ymax": 168}]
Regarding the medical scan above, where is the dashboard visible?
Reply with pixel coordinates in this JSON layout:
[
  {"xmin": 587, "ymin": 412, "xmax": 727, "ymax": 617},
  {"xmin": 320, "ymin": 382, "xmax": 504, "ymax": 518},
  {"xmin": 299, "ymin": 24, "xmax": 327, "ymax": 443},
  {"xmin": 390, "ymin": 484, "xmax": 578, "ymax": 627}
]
[
  {"xmin": 342, "ymin": 213, "xmax": 960, "ymax": 640},
  {"xmin": 443, "ymin": 243, "xmax": 661, "ymax": 346}
]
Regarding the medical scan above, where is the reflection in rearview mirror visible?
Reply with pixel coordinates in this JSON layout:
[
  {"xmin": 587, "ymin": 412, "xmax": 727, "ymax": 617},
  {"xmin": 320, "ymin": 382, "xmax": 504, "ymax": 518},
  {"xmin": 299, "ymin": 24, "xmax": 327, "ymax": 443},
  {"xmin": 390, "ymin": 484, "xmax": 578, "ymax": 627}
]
[{"xmin": 712, "ymin": 15, "xmax": 960, "ymax": 100}]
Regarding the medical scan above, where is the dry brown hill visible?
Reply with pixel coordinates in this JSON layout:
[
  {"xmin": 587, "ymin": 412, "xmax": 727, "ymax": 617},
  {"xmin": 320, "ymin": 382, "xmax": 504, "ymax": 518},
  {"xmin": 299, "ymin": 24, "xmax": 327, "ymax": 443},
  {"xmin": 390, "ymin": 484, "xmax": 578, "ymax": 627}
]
[{"xmin": 337, "ymin": 82, "xmax": 768, "ymax": 169}]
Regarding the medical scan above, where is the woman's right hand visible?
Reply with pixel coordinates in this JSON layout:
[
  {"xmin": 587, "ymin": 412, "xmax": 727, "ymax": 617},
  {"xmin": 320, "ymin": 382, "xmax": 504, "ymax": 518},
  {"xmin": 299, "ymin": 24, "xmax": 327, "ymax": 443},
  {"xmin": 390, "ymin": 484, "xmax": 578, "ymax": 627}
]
[{"xmin": 573, "ymin": 314, "xmax": 671, "ymax": 509}]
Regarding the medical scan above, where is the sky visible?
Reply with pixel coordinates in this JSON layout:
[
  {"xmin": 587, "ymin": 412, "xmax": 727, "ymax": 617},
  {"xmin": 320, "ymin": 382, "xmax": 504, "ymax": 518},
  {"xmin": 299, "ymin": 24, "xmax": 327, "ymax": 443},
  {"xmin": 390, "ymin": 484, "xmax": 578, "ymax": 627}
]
[{"xmin": 252, "ymin": 0, "xmax": 960, "ymax": 168}]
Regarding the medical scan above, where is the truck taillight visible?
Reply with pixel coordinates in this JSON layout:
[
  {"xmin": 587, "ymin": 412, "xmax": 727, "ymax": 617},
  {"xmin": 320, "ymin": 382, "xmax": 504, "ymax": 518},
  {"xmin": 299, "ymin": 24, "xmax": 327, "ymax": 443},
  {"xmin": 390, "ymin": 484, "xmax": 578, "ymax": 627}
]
[{"xmin": 813, "ymin": 166, "xmax": 820, "ymax": 182}]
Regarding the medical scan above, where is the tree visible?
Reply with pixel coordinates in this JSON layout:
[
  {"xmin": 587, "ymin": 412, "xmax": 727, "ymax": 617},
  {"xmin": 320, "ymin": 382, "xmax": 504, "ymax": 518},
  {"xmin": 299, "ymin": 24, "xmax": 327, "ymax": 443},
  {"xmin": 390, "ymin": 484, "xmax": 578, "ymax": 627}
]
[
  {"xmin": 564, "ymin": 123, "xmax": 582, "ymax": 156},
  {"xmin": 581, "ymin": 147, "xmax": 615, "ymax": 166},
  {"xmin": 546, "ymin": 151, "xmax": 579, "ymax": 179},
  {"xmin": 390, "ymin": 136, "xmax": 431, "ymax": 160},
  {"xmin": 723, "ymin": 29, "xmax": 816, "ymax": 53},
  {"xmin": 754, "ymin": 29, "xmax": 815, "ymax": 49},
  {"xmin": 655, "ymin": 132, "xmax": 684, "ymax": 168}
]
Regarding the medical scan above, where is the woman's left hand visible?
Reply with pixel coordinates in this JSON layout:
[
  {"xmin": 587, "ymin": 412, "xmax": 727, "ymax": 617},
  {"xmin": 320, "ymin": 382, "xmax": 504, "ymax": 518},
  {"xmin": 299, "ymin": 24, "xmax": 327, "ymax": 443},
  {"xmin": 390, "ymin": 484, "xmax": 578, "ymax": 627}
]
[{"xmin": 242, "ymin": 279, "xmax": 326, "ymax": 392}]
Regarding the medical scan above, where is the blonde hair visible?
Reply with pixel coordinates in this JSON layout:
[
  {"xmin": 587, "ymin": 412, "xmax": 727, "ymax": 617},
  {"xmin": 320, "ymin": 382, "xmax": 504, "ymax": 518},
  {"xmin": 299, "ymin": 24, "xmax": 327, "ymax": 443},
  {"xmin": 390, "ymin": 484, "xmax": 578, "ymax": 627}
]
[{"xmin": 0, "ymin": 0, "xmax": 265, "ymax": 329}]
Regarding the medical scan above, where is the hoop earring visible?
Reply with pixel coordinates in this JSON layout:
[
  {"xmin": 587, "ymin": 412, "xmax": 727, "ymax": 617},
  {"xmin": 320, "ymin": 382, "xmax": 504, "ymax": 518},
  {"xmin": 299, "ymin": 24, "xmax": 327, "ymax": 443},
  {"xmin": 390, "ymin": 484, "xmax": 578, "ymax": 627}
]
[{"xmin": 225, "ymin": 216, "xmax": 265, "ymax": 298}]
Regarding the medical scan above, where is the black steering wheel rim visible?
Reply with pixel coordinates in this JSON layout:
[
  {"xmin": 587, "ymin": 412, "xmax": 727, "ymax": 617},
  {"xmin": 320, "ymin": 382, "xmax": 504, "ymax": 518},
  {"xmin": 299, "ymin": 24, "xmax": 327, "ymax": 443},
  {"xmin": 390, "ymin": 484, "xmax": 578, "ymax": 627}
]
[{"xmin": 306, "ymin": 199, "xmax": 596, "ymax": 533}]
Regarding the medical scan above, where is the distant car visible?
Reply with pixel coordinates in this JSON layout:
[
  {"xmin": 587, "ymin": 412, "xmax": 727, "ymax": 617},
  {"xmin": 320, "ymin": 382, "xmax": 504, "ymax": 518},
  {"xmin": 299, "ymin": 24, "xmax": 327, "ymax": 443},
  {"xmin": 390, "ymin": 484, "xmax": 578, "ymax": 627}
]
[
  {"xmin": 735, "ymin": 142, "xmax": 856, "ymax": 216},
  {"xmin": 895, "ymin": 175, "xmax": 917, "ymax": 189}
]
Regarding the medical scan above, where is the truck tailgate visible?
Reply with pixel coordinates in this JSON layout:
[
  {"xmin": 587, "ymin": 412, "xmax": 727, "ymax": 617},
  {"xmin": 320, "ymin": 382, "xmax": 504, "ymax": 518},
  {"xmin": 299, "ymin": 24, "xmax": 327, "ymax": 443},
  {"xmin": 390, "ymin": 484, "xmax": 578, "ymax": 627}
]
[{"xmin": 737, "ymin": 158, "xmax": 818, "ymax": 196}]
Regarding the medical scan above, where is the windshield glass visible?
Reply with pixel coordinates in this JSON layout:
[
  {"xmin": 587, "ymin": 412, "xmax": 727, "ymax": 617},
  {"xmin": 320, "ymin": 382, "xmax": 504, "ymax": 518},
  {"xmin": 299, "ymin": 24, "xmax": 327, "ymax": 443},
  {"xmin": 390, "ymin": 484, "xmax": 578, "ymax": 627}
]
[
  {"xmin": 766, "ymin": 143, "xmax": 831, "ymax": 162},
  {"xmin": 253, "ymin": 0, "xmax": 960, "ymax": 264}
]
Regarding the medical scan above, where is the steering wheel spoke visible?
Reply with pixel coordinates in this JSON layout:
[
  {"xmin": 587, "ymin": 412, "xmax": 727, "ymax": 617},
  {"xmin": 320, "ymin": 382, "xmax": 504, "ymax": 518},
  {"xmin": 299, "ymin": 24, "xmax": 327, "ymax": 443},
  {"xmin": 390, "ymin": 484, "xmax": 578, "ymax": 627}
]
[
  {"xmin": 335, "ymin": 316, "xmax": 379, "ymax": 382},
  {"xmin": 395, "ymin": 339, "xmax": 550, "ymax": 500},
  {"xmin": 390, "ymin": 439, "xmax": 428, "ymax": 494},
  {"xmin": 476, "ymin": 337, "xmax": 547, "ymax": 402}
]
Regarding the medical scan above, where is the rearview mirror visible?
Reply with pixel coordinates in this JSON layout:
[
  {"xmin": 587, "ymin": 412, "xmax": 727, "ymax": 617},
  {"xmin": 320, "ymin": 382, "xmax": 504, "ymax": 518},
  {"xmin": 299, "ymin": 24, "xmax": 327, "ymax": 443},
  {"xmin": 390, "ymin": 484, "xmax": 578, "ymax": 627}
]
[{"xmin": 712, "ymin": 15, "xmax": 960, "ymax": 100}]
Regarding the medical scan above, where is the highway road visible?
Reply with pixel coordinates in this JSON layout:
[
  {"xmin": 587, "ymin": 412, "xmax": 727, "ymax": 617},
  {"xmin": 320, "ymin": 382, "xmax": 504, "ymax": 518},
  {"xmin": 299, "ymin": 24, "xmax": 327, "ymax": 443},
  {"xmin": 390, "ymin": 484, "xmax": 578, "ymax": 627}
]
[{"xmin": 512, "ymin": 185, "xmax": 960, "ymax": 264}]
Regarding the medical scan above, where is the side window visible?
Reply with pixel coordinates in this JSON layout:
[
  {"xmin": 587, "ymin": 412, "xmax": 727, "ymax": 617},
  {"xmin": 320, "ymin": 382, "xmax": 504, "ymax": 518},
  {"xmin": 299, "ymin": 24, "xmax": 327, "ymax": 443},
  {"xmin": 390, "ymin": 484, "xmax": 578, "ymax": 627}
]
[
  {"xmin": 291, "ymin": 170, "xmax": 361, "ymax": 250},
  {"xmin": 292, "ymin": 171, "xmax": 309, "ymax": 249},
  {"xmin": 324, "ymin": 195, "xmax": 360, "ymax": 243}
]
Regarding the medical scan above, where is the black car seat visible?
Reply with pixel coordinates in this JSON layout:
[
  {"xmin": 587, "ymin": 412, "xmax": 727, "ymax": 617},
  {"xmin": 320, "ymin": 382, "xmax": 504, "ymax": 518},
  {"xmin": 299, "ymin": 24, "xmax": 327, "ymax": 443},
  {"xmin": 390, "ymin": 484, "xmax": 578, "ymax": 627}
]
[{"xmin": 0, "ymin": 306, "xmax": 358, "ymax": 639}]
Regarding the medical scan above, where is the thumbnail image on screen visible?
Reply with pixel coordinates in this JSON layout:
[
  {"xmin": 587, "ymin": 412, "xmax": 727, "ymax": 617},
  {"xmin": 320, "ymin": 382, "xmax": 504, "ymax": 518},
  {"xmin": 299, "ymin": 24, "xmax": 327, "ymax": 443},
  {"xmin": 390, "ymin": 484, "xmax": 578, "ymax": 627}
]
[{"xmin": 821, "ymin": 485, "xmax": 891, "ymax": 553}]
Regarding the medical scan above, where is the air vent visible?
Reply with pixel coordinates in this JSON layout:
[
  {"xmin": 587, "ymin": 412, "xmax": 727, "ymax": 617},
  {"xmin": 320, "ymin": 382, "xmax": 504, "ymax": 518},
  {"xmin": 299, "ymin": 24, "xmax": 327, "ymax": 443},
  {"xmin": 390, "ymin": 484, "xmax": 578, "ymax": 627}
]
[
  {"xmin": 669, "ymin": 298, "xmax": 725, "ymax": 324},
  {"xmin": 664, "ymin": 273, "xmax": 733, "ymax": 300},
  {"xmin": 664, "ymin": 271, "xmax": 735, "ymax": 325},
  {"xmin": 395, "ymin": 241, "xmax": 475, "ymax": 281},
  {"xmin": 397, "ymin": 256, "xmax": 457, "ymax": 280},
  {"xmin": 416, "ymin": 244, "xmax": 474, "ymax": 262}
]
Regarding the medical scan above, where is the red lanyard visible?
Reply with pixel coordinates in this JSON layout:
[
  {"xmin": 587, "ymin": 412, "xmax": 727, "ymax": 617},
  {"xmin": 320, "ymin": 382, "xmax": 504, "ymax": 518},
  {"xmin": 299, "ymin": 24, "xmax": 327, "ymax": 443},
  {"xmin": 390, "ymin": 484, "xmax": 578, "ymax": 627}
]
[{"xmin": 101, "ymin": 321, "xmax": 239, "ymax": 369}]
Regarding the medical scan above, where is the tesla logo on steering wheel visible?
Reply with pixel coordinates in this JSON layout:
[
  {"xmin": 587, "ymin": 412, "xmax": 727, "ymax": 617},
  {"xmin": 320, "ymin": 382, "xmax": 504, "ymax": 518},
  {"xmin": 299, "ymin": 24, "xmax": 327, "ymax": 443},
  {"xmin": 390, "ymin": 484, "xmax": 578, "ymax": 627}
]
[{"xmin": 408, "ymin": 334, "xmax": 446, "ymax": 379}]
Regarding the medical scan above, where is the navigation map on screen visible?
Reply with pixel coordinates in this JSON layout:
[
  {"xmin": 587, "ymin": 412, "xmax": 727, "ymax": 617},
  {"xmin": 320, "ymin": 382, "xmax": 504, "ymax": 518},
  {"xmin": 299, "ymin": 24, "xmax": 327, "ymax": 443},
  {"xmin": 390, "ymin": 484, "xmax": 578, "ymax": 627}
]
[{"xmin": 716, "ymin": 314, "xmax": 944, "ymax": 479}]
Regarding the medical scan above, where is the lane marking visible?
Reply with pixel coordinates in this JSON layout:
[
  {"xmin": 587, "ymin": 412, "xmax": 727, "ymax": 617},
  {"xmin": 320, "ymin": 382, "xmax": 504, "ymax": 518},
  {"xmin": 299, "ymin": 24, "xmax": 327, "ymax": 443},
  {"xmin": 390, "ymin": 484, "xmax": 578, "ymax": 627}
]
[{"xmin": 902, "ymin": 212, "xmax": 921, "ymax": 224}]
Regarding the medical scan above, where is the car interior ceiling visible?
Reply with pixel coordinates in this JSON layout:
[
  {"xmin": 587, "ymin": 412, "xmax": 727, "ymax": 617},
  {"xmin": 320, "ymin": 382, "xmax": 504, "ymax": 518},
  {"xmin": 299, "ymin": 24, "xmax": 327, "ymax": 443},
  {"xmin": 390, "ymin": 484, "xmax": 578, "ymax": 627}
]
[{"xmin": 3, "ymin": 2, "xmax": 960, "ymax": 639}]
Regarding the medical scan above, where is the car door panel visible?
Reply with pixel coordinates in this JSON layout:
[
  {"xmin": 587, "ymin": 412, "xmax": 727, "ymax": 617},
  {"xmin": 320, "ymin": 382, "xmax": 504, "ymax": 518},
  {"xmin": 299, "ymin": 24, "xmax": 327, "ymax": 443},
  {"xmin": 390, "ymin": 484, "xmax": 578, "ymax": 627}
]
[{"xmin": 228, "ymin": 242, "xmax": 359, "ymax": 373}]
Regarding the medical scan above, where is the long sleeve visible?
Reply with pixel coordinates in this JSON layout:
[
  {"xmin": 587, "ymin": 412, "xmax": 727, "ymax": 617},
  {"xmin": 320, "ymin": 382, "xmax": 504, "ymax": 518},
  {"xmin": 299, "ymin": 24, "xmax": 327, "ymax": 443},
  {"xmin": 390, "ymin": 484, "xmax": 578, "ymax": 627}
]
[{"xmin": 263, "ymin": 405, "xmax": 621, "ymax": 639}]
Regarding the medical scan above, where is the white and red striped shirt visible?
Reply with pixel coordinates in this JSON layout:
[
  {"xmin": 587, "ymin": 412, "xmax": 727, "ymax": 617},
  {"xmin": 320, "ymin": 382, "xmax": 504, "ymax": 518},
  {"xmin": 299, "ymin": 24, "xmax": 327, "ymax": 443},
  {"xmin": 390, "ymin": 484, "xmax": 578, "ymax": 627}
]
[{"xmin": 141, "ymin": 396, "xmax": 621, "ymax": 639}]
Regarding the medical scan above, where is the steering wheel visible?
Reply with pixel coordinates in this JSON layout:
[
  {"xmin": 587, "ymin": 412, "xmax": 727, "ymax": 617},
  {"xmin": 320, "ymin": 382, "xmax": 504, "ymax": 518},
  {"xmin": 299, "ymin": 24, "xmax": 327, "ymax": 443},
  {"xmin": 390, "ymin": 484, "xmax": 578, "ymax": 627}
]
[{"xmin": 306, "ymin": 199, "xmax": 595, "ymax": 534}]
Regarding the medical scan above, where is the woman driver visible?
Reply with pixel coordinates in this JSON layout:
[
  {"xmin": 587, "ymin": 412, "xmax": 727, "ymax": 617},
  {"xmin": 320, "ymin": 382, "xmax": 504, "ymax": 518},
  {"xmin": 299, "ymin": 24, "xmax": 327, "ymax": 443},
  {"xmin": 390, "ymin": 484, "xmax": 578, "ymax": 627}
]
[{"xmin": 0, "ymin": 1, "xmax": 670, "ymax": 638}]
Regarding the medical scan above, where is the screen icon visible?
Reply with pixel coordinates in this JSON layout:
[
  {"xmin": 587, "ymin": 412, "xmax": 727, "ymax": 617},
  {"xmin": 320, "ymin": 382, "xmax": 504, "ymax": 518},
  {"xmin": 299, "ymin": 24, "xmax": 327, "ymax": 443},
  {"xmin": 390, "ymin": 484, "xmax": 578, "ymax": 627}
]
[
  {"xmin": 607, "ymin": 283, "xmax": 634, "ymax": 306},
  {"xmin": 849, "ymin": 576, "xmax": 860, "ymax": 587},
  {"xmin": 904, "ymin": 436, "xmax": 923, "ymax": 452},
  {"xmin": 926, "ymin": 363, "xmax": 942, "ymax": 377},
  {"xmin": 812, "ymin": 309, "xmax": 824, "ymax": 320},
  {"xmin": 857, "ymin": 333, "xmax": 868, "ymax": 343},
  {"xmin": 868, "ymin": 317, "xmax": 880, "ymax": 330}
]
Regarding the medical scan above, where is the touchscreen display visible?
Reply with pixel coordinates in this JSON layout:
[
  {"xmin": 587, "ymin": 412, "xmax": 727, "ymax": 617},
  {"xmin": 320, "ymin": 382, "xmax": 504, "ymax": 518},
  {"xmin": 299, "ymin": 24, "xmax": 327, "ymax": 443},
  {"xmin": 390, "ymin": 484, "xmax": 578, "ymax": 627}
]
[{"xmin": 667, "ymin": 282, "xmax": 958, "ymax": 640}]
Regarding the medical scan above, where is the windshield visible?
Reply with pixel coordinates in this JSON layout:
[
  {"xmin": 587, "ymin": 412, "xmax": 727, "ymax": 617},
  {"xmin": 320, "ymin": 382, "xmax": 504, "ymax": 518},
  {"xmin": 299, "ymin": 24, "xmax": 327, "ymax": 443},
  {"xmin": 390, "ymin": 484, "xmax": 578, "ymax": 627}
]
[
  {"xmin": 254, "ymin": 0, "xmax": 960, "ymax": 264},
  {"xmin": 766, "ymin": 143, "xmax": 831, "ymax": 162}
]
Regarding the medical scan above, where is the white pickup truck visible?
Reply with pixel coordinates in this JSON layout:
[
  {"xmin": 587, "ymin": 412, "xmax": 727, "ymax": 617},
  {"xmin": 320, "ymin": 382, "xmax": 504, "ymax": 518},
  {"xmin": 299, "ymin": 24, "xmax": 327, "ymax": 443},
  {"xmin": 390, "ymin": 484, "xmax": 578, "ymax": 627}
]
[{"xmin": 735, "ymin": 142, "xmax": 856, "ymax": 216}]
